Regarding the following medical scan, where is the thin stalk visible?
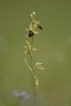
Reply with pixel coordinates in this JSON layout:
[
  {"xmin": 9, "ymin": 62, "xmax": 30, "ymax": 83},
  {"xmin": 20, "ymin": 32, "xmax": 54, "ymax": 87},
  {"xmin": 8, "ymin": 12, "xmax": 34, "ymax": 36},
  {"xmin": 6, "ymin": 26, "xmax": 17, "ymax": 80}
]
[{"xmin": 30, "ymin": 36, "xmax": 36, "ymax": 106}]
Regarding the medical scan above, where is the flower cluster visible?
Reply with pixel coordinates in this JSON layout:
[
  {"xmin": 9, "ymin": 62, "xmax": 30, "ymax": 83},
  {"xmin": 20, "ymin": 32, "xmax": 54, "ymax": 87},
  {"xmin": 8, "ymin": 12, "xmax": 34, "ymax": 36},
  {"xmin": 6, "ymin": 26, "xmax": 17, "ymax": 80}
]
[{"xmin": 26, "ymin": 12, "xmax": 42, "ymax": 37}]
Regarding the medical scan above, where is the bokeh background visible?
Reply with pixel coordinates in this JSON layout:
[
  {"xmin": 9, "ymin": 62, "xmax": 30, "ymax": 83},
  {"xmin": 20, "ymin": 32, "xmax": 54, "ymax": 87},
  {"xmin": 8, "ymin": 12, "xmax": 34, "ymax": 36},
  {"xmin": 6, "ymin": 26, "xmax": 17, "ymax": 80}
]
[{"xmin": 0, "ymin": 0, "xmax": 71, "ymax": 106}]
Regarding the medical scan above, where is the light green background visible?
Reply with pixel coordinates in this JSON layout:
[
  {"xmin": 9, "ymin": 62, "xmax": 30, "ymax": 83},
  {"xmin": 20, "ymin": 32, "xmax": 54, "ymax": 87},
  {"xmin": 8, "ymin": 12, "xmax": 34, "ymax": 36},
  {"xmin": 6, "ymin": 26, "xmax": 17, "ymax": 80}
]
[{"xmin": 0, "ymin": 0, "xmax": 71, "ymax": 106}]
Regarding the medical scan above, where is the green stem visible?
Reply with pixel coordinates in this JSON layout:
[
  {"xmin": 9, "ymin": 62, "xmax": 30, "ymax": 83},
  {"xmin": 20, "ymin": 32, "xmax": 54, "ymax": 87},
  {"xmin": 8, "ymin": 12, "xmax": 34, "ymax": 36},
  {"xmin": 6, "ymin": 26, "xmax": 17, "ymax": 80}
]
[{"xmin": 30, "ymin": 36, "xmax": 36, "ymax": 106}]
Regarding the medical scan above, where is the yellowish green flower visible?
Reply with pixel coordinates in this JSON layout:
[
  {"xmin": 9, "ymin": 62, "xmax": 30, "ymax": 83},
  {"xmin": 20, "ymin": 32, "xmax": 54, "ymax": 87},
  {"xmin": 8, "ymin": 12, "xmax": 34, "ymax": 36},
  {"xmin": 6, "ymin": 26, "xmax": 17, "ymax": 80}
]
[
  {"xmin": 24, "ymin": 40, "xmax": 37, "ymax": 54},
  {"xmin": 35, "ymin": 62, "xmax": 44, "ymax": 70}
]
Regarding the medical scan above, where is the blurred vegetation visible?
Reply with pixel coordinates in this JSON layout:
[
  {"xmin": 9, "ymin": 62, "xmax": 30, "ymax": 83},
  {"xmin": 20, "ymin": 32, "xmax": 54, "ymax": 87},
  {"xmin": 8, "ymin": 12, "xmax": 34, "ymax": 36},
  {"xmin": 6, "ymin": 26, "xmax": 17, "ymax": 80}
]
[{"xmin": 0, "ymin": 0, "xmax": 71, "ymax": 106}]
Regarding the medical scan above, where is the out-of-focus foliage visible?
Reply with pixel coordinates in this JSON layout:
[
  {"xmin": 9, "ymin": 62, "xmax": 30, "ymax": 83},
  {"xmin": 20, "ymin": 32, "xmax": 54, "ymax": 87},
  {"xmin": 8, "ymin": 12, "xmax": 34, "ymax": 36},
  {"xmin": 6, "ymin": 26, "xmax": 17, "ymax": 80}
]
[{"xmin": 0, "ymin": 0, "xmax": 71, "ymax": 106}]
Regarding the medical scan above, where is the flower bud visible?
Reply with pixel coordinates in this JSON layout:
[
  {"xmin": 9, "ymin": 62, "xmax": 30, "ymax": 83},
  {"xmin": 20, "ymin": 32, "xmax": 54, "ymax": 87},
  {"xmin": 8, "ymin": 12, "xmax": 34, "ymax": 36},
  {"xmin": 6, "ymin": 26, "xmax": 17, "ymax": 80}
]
[
  {"xmin": 30, "ymin": 14, "xmax": 33, "ymax": 19},
  {"xmin": 32, "ymin": 12, "xmax": 36, "ymax": 16}
]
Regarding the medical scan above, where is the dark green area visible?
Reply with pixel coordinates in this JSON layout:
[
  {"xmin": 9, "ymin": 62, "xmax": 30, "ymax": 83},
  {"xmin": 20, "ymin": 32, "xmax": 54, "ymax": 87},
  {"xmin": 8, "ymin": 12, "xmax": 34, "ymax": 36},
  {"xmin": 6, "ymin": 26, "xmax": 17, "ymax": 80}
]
[{"xmin": 0, "ymin": 0, "xmax": 71, "ymax": 106}]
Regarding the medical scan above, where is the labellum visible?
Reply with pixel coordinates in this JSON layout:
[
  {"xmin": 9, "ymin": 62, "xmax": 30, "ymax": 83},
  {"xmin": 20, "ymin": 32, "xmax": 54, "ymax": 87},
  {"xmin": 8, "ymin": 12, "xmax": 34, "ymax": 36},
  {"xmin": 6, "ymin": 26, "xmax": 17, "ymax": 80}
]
[
  {"xmin": 28, "ymin": 31, "xmax": 34, "ymax": 37},
  {"xmin": 37, "ymin": 24, "xmax": 42, "ymax": 30}
]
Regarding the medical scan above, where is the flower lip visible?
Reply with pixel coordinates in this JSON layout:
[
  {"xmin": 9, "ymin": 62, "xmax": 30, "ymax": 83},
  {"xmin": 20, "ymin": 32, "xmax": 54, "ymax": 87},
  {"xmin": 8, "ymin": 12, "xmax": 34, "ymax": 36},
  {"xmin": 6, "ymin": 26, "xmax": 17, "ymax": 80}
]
[
  {"xmin": 37, "ymin": 24, "xmax": 42, "ymax": 30},
  {"xmin": 28, "ymin": 30, "xmax": 34, "ymax": 37}
]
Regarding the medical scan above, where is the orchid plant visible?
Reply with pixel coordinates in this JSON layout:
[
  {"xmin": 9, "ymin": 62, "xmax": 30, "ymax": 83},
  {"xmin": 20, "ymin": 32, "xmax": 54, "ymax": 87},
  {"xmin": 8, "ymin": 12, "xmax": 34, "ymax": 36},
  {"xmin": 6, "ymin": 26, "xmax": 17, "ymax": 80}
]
[{"xmin": 24, "ymin": 12, "xmax": 44, "ymax": 106}]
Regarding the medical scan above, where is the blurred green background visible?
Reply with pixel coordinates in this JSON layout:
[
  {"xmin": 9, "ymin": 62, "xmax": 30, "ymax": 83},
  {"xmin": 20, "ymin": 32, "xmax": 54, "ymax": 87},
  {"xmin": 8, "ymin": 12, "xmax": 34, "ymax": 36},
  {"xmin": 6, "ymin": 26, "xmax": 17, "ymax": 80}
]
[{"xmin": 0, "ymin": 0, "xmax": 71, "ymax": 106}]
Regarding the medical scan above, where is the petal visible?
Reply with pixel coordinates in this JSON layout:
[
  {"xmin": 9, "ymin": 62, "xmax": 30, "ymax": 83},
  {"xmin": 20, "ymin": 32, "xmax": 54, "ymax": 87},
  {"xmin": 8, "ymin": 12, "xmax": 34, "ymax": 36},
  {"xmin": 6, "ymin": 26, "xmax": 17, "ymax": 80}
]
[
  {"xmin": 33, "ymin": 47, "xmax": 37, "ymax": 52},
  {"xmin": 26, "ymin": 29, "xmax": 29, "ymax": 31},
  {"xmin": 26, "ymin": 40, "xmax": 29, "ymax": 45},
  {"xmin": 33, "ymin": 31, "xmax": 39, "ymax": 34},
  {"xmin": 23, "ymin": 46, "xmax": 27, "ymax": 48}
]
